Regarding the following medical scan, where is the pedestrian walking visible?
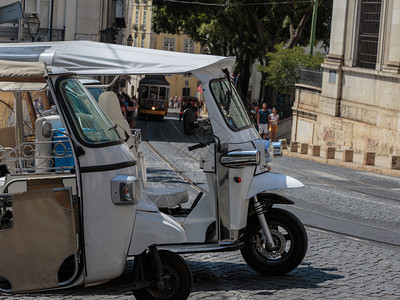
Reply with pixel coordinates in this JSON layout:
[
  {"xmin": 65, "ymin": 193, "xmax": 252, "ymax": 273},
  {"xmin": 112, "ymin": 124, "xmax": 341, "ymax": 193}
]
[
  {"xmin": 257, "ymin": 102, "xmax": 269, "ymax": 140},
  {"xmin": 173, "ymin": 96, "xmax": 179, "ymax": 109},
  {"xmin": 126, "ymin": 96, "xmax": 139, "ymax": 128},
  {"xmin": 268, "ymin": 107, "xmax": 280, "ymax": 142}
]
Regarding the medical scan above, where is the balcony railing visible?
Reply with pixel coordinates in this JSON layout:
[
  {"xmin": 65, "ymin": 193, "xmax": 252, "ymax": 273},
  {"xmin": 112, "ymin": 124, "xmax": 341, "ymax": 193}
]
[
  {"xmin": 0, "ymin": 26, "xmax": 64, "ymax": 42},
  {"xmin": 36, "ymin": 28, "xmax": 65, "ymax": 42},
  {"xmin": 299, "ymin": 68, "xmax": 323, "ymax": 88}
]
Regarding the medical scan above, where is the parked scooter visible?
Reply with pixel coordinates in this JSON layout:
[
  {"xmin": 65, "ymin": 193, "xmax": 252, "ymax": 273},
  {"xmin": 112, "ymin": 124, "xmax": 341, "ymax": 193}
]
[{"xmin": 0, "ymin": 58, "xmax": 191, "ymax": 299}]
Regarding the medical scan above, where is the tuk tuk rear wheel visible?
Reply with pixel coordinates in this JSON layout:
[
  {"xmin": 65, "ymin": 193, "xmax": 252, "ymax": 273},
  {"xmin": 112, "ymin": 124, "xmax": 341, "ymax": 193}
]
[
  {"xmin": 132, "ymin": 250, "xmax": 192, "ymax": 300},
  {"xmin": 241, "ymin": 207, "xmax": 308, "ymax": 275}
]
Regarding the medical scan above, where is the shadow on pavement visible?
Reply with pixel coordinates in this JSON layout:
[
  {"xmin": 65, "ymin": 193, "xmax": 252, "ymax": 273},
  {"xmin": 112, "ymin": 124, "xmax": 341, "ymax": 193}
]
[
  {"xmin": 19, "ymin": 260, "xmax": 344, "ymax": 298},
  {"xmin": 187, "ymin": 260, "xmax": 343, "ymax": 294}
]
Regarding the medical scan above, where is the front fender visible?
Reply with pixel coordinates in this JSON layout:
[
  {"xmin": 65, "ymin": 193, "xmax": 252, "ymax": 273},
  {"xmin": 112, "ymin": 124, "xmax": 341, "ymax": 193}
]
[
  {"xmin": 128, "ymin": 211, "xmax": 187, "ymax": 256},
  {"xmin": 246, "ymin": 172, "xmax": 304, "ymax": 199}
]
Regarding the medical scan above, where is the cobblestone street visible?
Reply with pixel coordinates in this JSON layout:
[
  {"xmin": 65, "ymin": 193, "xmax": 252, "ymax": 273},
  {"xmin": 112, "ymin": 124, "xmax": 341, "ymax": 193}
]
[
  {"xmin": 186, "ymin": 229, "xmax": 400, "ymax": 299},
  {"xmin": 1, "ymin": 228, "xmax": 398, "ymax": 299}
]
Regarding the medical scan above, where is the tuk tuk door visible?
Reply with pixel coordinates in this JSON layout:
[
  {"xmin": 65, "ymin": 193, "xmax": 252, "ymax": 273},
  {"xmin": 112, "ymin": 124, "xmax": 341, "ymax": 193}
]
[{"xmin": 52, "ymin": 76, "xmax": 138, "ymax": 284}]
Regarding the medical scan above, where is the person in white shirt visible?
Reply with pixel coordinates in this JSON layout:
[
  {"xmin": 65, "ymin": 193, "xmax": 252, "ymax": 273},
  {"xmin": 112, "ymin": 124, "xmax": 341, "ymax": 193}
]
[{"xmin": 268, "ymin": 108, "xmax": 279, "ymax": 142}]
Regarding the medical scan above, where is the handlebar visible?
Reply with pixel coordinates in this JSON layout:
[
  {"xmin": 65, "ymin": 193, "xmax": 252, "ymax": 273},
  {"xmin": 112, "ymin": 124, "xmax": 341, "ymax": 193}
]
[{"xmin": 188, "ymin": 143, "xmax": 207, "ymax": 151}]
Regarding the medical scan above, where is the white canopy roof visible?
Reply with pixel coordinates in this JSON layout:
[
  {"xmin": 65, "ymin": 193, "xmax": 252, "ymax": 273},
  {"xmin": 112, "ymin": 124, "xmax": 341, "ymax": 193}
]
[{"xmin": 0, "ymin": 41, "xmax": 235, "ymax": 83}]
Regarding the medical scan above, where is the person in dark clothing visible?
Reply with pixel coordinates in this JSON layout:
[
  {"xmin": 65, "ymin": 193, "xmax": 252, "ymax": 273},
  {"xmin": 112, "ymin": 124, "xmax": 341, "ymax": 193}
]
[
  {"xmin": 179, "ymin": 99, "xmax": 192, "ymax": 121},
  {"xmin": 126, "ymin": 96, "xmax": 138, "ymax": 128},
  {"xmin": 257, "ymin": 102, "xmax": 269, "ymax": 140}
]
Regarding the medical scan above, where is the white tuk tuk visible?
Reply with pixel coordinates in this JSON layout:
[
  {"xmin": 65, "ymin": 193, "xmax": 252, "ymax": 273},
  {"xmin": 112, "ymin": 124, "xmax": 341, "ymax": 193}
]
[{"xmin": 0, "ymin": 43, "xmax": 211, "ymax": 299}]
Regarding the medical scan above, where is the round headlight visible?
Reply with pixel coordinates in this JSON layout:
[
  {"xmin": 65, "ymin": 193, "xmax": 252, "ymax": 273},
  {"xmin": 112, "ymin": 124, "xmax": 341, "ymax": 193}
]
[{"xmin": 121, "ymin": 183, "xmax": 133, "ymax": 201}]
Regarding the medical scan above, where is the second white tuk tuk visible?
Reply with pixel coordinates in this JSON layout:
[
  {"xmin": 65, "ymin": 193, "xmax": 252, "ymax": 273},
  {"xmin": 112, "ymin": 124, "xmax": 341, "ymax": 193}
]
[{"xmin": 0, "ymin": 41, "xmax": 307, "ymax": 289}]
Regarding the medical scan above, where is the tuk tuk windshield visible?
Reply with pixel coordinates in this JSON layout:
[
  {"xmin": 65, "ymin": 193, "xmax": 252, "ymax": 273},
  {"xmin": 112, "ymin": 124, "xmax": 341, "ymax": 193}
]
[
  {"xmin": 210, "ymin": 78, "xmax": 252, "ymax": 130},
  {"xmin": 58, "ymin": 78, "xmax": 120, "ymax": 144}
]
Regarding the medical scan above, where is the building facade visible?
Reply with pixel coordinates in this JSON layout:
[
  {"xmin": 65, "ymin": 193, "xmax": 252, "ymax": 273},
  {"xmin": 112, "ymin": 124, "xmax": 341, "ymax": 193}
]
[
  {"xmin": 131, "ymin": 0, "xmax": 152, "ymax": 48},
  {"xmin": 0, "ymin": 0, "xmax": 132, "ymax": 45},
  {"xmin": 292, "ymin": 0, "xmax": 400, "ymax": 156}
]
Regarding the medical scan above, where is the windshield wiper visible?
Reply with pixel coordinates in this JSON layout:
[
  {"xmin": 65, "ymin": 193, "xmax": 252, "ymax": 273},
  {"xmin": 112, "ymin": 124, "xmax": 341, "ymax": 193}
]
[
  {"xmin": 109, "ymin": 124, "xmax": 118, "ymax": 131},
  {"xmin": 109, "ymin": 123, "xmax": 131, "ymax": 142}
]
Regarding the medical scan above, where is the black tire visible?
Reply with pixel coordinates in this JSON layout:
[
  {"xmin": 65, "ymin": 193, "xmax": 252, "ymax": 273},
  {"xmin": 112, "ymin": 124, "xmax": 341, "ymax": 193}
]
[
  {"xmin": 241, "ymin": 207, "xmax": 308, "ymax": 275},
  {"xmin": 132, "ymin": 250, "xmax": 193, "ymax": 300}
]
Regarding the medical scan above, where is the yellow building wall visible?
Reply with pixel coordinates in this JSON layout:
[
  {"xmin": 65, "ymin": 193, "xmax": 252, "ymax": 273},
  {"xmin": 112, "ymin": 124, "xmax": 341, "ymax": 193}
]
[{"xmin": 155, "ymin": 33, "xmax": 202, "ymax": 99}]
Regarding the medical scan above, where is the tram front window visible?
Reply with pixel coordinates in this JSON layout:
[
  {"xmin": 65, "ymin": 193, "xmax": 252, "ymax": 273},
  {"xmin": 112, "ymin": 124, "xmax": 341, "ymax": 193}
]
[
  {"xmin": 159, "ymin": 87, "xmax": 167, "ymax": 100},
  {"xmin": 150, "ymin": 87, "xmax": 158, "ymax": 99}
]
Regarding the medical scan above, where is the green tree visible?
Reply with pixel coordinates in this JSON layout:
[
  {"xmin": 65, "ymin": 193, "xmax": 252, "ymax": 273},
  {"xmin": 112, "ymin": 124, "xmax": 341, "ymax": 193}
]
[
  {"xmin": 152, "ymin": 0, "xmax": 332, "ymax": 102},
  {"xmin": 259, "ymin": 43, "xmax": 324, "ymax": 94}
]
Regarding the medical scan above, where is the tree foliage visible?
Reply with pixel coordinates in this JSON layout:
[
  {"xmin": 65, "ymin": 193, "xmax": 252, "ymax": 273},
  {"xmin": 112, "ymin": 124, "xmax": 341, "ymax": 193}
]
[
  {"xmin": 152, "ymin": 0, "xmax": 332, "ymax": 100},
  {"xmin": 258, "ymin": 43, "xmax": 324, "ymax": 94}
]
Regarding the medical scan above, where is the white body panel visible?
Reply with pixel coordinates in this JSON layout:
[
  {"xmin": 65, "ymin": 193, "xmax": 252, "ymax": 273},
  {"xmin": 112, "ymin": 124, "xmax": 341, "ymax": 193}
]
[
  {"xmin": 128, "ymin": 211, "xmax": 187, "ymax": 255},
  {"xmin": 78, "ymin": 143, "xmax": 137, "ymax": 284},
  {"xmin": 182, "ymin": 173, "xmax": 217, "ymax": 243},
  {"xmin": 246, "ymin": 172, "xmax": 304, "ymax": 199},
  {"xmin": 228, "ymin": 167, "xmax": 253, "ymax": 230}
]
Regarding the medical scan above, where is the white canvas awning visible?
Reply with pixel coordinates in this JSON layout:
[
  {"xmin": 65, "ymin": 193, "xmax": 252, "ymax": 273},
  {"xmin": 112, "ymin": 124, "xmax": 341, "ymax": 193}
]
[
  {"xmin": 0, "ymin": 41, "xmax": 235, "ymax": 83},
  {"xmin": 0, "ymin": 59, "xmax": 47, "ymax": 81},
  {"xmin": 0, "ymin": 59, "xmax": 48, "ymax": 91}
]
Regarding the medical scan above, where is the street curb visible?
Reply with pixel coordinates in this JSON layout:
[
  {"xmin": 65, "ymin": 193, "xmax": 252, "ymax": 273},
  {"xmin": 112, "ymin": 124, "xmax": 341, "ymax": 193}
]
[{"xmin": 283, "ymin": 150, "xmax": 400, "ymax": 177}]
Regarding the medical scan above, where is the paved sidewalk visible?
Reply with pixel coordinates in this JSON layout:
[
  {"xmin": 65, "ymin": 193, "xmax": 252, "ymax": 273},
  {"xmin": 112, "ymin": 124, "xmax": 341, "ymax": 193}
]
[
  {"xmin": 274, "ymin": 117, "xmax": 400, "ymax": 177},
  {"xmin": 283, "ymin": 147, "xmax": 400, "ymax": 178}
]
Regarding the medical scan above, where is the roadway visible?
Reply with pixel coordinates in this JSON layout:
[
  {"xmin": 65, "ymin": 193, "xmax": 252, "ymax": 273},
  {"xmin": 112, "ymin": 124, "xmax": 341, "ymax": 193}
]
[{"xmin": 2, "ymin": 113, "xmax": 399, "ymax": 299}]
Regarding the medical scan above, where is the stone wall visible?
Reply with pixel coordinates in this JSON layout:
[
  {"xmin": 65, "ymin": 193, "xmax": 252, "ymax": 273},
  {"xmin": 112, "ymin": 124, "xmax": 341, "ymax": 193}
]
[{"xmin": 293, "ymin": 82, "xmax": 400, "ymax": 156}]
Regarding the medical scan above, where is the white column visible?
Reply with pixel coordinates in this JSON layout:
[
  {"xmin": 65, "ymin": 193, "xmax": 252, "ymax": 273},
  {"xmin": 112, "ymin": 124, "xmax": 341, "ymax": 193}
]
[
  {"xmin": 320, "ymin": 0, "xmax": 350, "ymax": 116},
  {"xmin": 64, "ymin": 0, "xmax": 77, "ymax": 41},
  {"xmin": 384, "ymin": 1, "xmax": 400, "ymax": 72},
  {"xmin": 327, "ymin": 0, "xmax": 349, "ymax": 61}
]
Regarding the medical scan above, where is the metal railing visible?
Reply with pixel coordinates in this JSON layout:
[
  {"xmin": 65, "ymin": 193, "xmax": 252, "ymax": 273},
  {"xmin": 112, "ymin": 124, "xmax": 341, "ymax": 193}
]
[
  {"xmin": 36, "ymin": 28, "xmax": 65, "ymax": 42},
  {"xmin": 0, "ymin": 141, "xmax": 74, "ymax": 174},
  {"xmin": 299, "ymin": 69, "xmax": 323, "ymax": 88}
]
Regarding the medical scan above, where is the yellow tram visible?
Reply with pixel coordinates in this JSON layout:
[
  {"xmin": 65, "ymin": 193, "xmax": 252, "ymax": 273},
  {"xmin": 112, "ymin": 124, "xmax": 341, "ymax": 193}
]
[{"xmin": 138, "ymin": 75, "xmax": 170, "ymax": 119}]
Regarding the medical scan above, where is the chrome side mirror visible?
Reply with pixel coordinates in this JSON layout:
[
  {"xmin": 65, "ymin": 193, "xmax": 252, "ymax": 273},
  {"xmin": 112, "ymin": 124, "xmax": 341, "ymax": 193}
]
[
  {"xmin": 42, "ymin": 121, "xmax": 53, "ymax": 138},
  {"xmin": 220, "ymin": 149, "xmax": 260, "ymax": 168},
  {"xmin": 133, "ymin": 129, "xmax": 142, "ymax": 145},
  {"xmin": 271, "ymin": 141, "xmax": 283, "ymax": 157},
  {"xmin": 265, "ymin": 141, "xmax": 283, "ymax": 161}
]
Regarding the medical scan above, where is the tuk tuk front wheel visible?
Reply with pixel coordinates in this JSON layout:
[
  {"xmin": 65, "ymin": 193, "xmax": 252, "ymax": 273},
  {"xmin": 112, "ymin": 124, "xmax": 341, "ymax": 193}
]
[
  {"xmin": 241, "ymin": 207, "xmax": 308, "ymax": 275},
  {"xmin": 132, "ymin": 250, "xmax": 192, "ymax": 300}
]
